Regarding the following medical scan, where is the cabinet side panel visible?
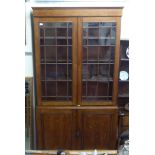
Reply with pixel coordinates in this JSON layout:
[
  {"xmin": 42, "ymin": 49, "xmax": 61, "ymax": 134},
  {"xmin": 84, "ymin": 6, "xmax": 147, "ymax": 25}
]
[{"xmin": 33, "ymin": 18, "xmax": 42, "ymax": 106}]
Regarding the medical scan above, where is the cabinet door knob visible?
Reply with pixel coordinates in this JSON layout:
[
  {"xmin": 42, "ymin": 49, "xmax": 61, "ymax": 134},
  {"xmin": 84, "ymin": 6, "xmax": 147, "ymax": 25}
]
[{"xmin": 77, "ymin": 105, "xmax": 80, "ymax": 107}]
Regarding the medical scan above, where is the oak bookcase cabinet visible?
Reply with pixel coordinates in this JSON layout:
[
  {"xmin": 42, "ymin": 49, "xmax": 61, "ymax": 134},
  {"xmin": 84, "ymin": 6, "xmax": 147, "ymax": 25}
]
[{"xmin": 32, "ymin": 7, "xmax": 123, "ymax": 150}]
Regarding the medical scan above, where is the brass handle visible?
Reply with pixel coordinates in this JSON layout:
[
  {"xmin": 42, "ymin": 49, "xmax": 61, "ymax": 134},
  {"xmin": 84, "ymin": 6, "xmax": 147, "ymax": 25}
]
[{"xmin": 77, "ymin": 105, "xmax": 80, "ymax": 107}]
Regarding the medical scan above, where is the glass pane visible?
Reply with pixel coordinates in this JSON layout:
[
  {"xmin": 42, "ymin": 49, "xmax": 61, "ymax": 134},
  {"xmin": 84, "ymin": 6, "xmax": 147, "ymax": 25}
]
[
  {"xmin": 100, "ymin": 27, "xmax": 111, "ymax": 38},
  {"xmin": 45, "ymin": 39, "xmax": 56, "ymax": 45},
  {"xmin": 82, "ymin": 64, "xmax": 88, "ymax": 80},
  {"xmin": 97, "ymin": 82, "xmax": 108, "ymax": 96},
  {"xmin": 88, "ymin": 28, "xmax": 99, "ymax": 37},
  {"xmin": 45, "ymin": 28, "xmax": 55, "ymax": 37},
  {"xmin": 82, "ymin": 21, "xmax": 116, "ymax": 102},
  {"xmin": 87, "ymin": 81, "xmax": 97, "ymax": 96},
  {"xmin": 99, "ymin": 64, "xmax": 111, "ymax": 80},
  {"xmin": 46, "ymin": 81, "xmax": 56, "ymax": 96},
  {"xmin": 98, "ymin": 46, "xmax": 115, "ymax": 62},
  {"xmin": 82, "ymin": 82, "xmax": 86, "ymax": 97},
  {"xmin": 88, "ymin": 22, "xmax": 99, "ymax": 27},
  {"xmin": 88, "ymin": 64, "xmax": 98, "ymax": 80},
  {"xmin": 57, "ymin": 82, "xmax": 67, "ymax": 96},
  {"xmin": 57, "ymin": 81, "xmax": 72, "ymax": 100},
  {"xmin": 41, "ymin": 64, "xmax": 45, "ymax": 80},
  {"xmin": 46, "ymin": 46, "xmax": 56, "ymax": 62},
  {"xmin": 46, "ymin": 64, "xmax": 56, "ymax": 80},
  {"xmin": 57, "ymin": 28, "xmax": 67, "ymax": 37},
  {"xmin": 98, "ymin": 82, "xmax": 113, "ymax": 98},
  {"xmin": 88, "ymin": 46, "xmax": 98, "ymax": 61},
  {"xmin": 40, "ymin": 28, "xmax": 44, "ymax": 37},
  {"xmin": 68, "ymin": 28, "xmax": 72, "ymax": 37},
  {"xmin": 40, "ymin": 46, "xmax": 45, "ymax": 62},
  {"xmin": 68, "ymin": 23, "xmax": 72, "ymax": 28},
  {"xmin": 40, "ymin": 38, "xmax": 44, "ymax": 45},
  {"xmin": 88, "ymin": 39, "xmax": 99, "ymax": 45},
  {"xmin": 44, "ymin": 23, "xmax": 56, "ymax": 27},
  {"xmin": 68, "ymin": 46, "xmax": 72, "ymax": 61},
  {"xmin": 99, "ymin": 46, "xmax": 111, "ymax": 61},
  {"xmin": 68, "ymin": 39, "xmax": 72, "ymax": 45},
  {"xmin": 57, "ymin": 39, "xmax": 67, "ymax": 45},
  {"xmin": 83, "ymin": 39, "xmax": 87, "ymax": 45},
  {"xmin": 68, "ymin": 64, "xmax": 72, "ymax": 80},
  {"xmin": 111, "ymin": 27, "xmax": 116, "ymax": 38},
  {"xmin": 57, "ymin": 46, "xmax": 67, "ymax": 62},
  {"xmin": 40, "ymin": 22, "xmax": 73, "ymax": 102},
  {"xmin": 57, "ymin": 64, "xmax": 67, "ymax": 80},
  {"xmin": 83, "ymin": 28, "xmax": 88, "ymax": 37},
  {"xmin": 56, "ymin": 23, "xmax": 67, "ymax": 27},
  {"xmin": 83, "ymin": 46, "xmax": 87, "ymax": 62},
  {"xmin": 99, "ymin": 22, "xmax": 116, "ymax": 27}
]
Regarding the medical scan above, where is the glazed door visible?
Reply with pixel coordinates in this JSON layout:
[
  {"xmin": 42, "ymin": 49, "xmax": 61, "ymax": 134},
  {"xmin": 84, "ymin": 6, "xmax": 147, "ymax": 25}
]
[
  {"xmin": 78, "ymin": 108, "xmax": 118, "ymax": 149},
  {"xmin": 77, "ymin": 17, "xmax": 121, "ymax": 105},
  {"xmin": 33, "ymin": 18, "xmax": 77, "ymax": 106}
]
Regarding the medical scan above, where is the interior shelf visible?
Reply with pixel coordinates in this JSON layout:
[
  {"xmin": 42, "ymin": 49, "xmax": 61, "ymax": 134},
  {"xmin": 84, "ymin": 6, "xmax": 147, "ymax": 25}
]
[
  {"xmin": 41, "ymin": 79, "xmax": 72, "ymax": 81},
  {"xmin": 118, "ymin": 94, "xmax": 129, "ymax": 98},
  {"xmin": 82, "ymin": 62, "xmax": 114, "ymax": 64},
  {"xmin": 40, "ymin": 63, "xmax": 72, "ymax": 64},
  {"xmin": 119, "ymin": 80, "xmax": 129, "ymax": 82},
  {"xmin": 121, "ymin": 58, "xmax": 129, "ymax": 61}
]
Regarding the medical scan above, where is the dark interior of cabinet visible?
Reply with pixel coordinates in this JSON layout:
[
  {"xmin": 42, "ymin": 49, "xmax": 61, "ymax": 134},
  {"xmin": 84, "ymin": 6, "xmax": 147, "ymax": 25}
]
[
  {"xmin": 118, "ymin": 40, "xmax": 129, "ymax": 142},
  {"xmin": 118, "ymin": 40, "xmax": 129, "ymax": 111}
]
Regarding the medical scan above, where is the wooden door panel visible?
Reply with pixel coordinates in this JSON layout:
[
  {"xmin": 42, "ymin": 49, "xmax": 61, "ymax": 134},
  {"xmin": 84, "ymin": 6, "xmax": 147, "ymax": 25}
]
[
  {"xmin": 36, "ymin": 108, "xmax": 75, "ymax": 149},
  {"xmin": 79, "ymin": 108, "xmax": 118, "ymax": 149}
]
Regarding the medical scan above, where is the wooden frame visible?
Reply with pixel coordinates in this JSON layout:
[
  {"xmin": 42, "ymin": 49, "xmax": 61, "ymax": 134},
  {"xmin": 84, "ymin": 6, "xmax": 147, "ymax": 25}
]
[{"xmin": 32, "ymin": 7, "xmax": 123, "ymax": 17}]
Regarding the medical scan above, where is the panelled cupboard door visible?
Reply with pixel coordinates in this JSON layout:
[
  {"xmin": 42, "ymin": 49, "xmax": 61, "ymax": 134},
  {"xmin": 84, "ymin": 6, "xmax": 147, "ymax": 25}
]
[
  {"xmin": 78, "ymin": 108, "xmax": 118, "ymax": 149},
  {"xmin": 33, "ymin": 17, "xmax": 78, "ymax": 106},
  {"xmin": 36, "ymin": 108, "xmax": 76, "ymax": 149},
  {"xmin": 77, "ymin": 17, "xmax": 121, "ymax": 106}
]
